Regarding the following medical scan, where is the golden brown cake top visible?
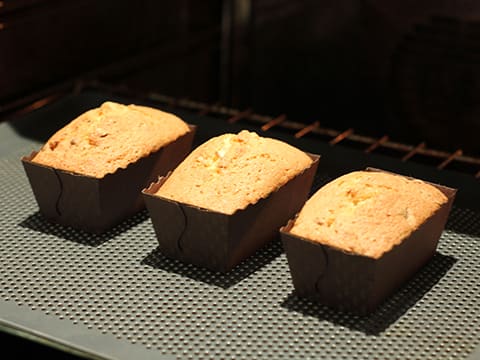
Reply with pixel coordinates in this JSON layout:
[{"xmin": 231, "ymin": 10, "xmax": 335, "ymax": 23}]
[
  {"xmin": 156, "ymin": 130, "xmax": 313, "ymax": 215},
  {"xmin": 33, "ymin": 101, "xmax": 189, "ymax": 178},
  {"xmin": 289, "ymin": 171, "xmax": 448, "ymax": 259}
]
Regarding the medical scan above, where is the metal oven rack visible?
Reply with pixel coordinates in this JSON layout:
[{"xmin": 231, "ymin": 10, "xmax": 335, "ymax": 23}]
[{"xmin": 1, "ymin": 83, "xmax": 479, "ymax": 359}]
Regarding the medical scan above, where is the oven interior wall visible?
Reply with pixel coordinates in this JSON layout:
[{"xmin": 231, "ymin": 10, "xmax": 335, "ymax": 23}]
[
  {"xmin": 1, "ymin": 0, "xmax": 479, "ymax": 154},
  {"xmin": 0, "ymin": 0, "xmax": 222, "ymax": 103},
  {"xmin": 235, "ymin": 0, "xmax": 480, "ymax": 154}
]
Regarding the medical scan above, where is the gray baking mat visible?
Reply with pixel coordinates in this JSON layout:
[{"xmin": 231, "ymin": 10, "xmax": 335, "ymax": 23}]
[{"xmin": 1, "ymin": 148, "xmax": 479, "ymax": 359}]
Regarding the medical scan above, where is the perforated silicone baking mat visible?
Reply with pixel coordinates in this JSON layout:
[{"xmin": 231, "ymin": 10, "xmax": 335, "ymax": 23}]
[{"xmin": 1, "ymin": 91, "xmax": 479, "ymax": 359}]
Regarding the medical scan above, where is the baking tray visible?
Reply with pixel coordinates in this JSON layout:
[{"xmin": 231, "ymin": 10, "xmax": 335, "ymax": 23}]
[{"xmin": 1, "ymin": 91, "xmax": 479, "ymax": 359}]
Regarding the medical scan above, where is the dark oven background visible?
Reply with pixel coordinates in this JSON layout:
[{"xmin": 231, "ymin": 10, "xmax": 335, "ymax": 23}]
[{"xmin": 1, "ymin": 0, "xmax": 479, "ymax": 154}]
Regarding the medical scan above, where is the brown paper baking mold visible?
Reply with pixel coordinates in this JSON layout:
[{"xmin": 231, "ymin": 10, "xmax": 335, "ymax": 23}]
[
  {"xmin": 143, "ymin": 154, "xmax": 320, "ymax": 273},
  {"xmin": 22, "ymin": 125, "xmax": 196, "ymax": 233},
  {"xmin": 280, "ymin": 168, "xmax": 457, "ymax": 315}
]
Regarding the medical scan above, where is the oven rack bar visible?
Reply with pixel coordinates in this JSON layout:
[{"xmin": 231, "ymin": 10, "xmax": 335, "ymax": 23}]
[
  {"xmin": 2, "ymin": 80, "xmax": 479, "ymax": 179},
  {"xmin": 146, "ymin": 92, "xmax": 480, "ymax": 178}
]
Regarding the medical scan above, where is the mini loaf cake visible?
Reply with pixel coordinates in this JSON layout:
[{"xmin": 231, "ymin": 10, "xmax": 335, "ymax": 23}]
[
  {"xmin": 23, "ymin": 101, "xmax": 195, "ymax": 233},
  {"xmin": 144, "ymin": 130, "xmax": 319, "ymax": 272},
  {"xmin": 281, "ymin": 169, "xmax": 455, "ymax": 314},
  {"xmin": 156, "ymin": 130, "xmax": 313, "ymax": 214},
  {"xmin": 33, "ymin": 101, "xmax": 190, "ymax": 178},
  {"xmin": 289, "ymin": 171, "xmax": 448, "ymax": 258}
]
